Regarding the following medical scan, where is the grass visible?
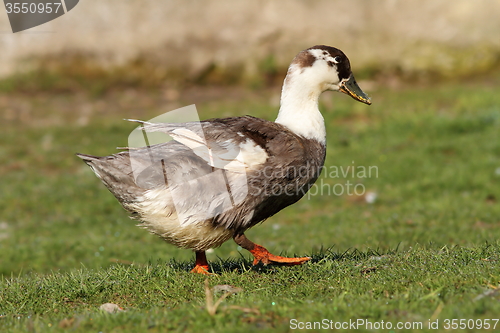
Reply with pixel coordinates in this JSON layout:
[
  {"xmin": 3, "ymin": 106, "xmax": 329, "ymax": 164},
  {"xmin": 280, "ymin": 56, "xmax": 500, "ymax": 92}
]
[
  {"xmin": 1, "ymin": 246, "xmax": 500, "ymax": 332},
  {"xmin": 1, "ymin": 76, "xmax": 500, "ymax": 332}
]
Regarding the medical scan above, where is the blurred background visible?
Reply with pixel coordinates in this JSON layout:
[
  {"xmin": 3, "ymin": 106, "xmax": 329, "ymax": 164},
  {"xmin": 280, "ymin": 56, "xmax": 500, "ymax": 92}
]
[
  {"xmin": 1, "ymin": 0, "xmax": 500, "ymax": 88},
  {"xmin": 1, "ymin": 0, "xmax": 500, "ymax": 277}
]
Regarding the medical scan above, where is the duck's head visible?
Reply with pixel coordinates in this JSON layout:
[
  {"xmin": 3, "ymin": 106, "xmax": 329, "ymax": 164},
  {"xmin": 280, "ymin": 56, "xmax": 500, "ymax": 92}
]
[{"xmin": 285, "ymin": 45, "xmax": 371, "ymax": 105}]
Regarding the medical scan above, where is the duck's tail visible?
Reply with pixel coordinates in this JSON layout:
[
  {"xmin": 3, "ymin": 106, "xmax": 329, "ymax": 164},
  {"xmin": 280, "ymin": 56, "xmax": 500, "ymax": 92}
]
[{"xmin": 77, "ymin": 152, "xmax": 144, "ymax": 206}]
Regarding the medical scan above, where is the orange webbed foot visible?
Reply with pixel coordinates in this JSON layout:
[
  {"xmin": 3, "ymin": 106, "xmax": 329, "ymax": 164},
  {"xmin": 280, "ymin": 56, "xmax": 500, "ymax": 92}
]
[
  {"xmin": 190, "ymin": 251, "xmax": 215, "ymax": 275},
  {"xmin": 250, "ymin": 244, "xmax": 311, "ymax": 266},
  {"xmin": 190, "ymin": 264, "xmax": 212, "ymax": 275}
]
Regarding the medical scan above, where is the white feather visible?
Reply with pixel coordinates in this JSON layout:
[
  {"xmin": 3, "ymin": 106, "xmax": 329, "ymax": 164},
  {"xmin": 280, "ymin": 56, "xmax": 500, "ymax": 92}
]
[{"xmin": 170, "ymin": 128, "xmax": 268, "ymax": 172}]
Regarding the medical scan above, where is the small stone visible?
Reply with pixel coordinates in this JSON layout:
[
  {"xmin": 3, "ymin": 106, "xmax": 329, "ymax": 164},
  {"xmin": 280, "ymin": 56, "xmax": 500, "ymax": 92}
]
[
  {"xmin": 212, "ymin": 285, "xmax": 242, "ymax": 294},
  {"xmin": 99, "ymin": 303, "xmax": 124, "ymax": 313}
]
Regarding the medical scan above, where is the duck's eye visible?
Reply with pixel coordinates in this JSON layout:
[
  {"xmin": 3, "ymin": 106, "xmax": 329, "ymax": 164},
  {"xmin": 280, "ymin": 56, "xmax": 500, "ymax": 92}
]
[{"xmin": 333, "ymin": 56, "xmax": 342, "ymax": 64}]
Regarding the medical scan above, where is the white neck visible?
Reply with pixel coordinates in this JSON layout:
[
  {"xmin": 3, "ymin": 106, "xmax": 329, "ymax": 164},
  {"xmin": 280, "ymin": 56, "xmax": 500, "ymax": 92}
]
[{"xmin": 275, "ymin": 66, "xmax": 326, "ymax": 144}]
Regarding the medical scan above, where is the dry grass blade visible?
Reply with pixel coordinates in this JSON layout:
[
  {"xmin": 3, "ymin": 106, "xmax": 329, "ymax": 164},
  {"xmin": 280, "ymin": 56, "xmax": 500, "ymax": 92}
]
[{"xmin": 204, "ymin": 279, "xmax": 242, "ymax": 316}]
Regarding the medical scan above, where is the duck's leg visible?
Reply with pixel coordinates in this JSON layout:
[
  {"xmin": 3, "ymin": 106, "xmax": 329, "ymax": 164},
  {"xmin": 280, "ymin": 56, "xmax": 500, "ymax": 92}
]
[
  {"xmin": 233, "ymin": 233, "xmax": 310, "ymax": 266},
  {"xmin": 190, "ymin": 251, "xmax": 211, "ymax": 274}
]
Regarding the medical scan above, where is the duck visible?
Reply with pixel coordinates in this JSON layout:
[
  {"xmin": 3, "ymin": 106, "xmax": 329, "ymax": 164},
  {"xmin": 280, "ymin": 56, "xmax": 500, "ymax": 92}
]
[{"xmin": 77, "ymin": 45, "xmax": 371, "ymax": 274}]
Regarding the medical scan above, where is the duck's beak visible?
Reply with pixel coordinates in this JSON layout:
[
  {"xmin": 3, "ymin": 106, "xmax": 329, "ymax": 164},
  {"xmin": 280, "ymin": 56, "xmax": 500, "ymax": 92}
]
[{"xmin": 339, "ymin": 75, "xmax": 372, "ymax": 105}]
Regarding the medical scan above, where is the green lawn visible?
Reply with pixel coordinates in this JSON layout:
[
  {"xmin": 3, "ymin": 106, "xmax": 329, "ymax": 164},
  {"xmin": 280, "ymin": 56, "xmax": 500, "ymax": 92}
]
[{"xmin": 1, "ymin": 77, "xmax": 500, "ymax": 332}]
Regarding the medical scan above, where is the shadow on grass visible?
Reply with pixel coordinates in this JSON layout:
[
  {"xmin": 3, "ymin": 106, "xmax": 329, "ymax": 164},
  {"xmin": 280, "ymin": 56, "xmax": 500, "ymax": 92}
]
[{"xmin": 163, "ymin": 246, "xmax": 401, "ymax": 275}]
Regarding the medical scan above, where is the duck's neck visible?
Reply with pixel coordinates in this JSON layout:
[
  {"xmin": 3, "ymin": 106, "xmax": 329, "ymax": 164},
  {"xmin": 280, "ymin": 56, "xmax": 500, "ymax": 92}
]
[{"xmin": 275, "ymin": 71, "xmax": 326, "ymax": 145}]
